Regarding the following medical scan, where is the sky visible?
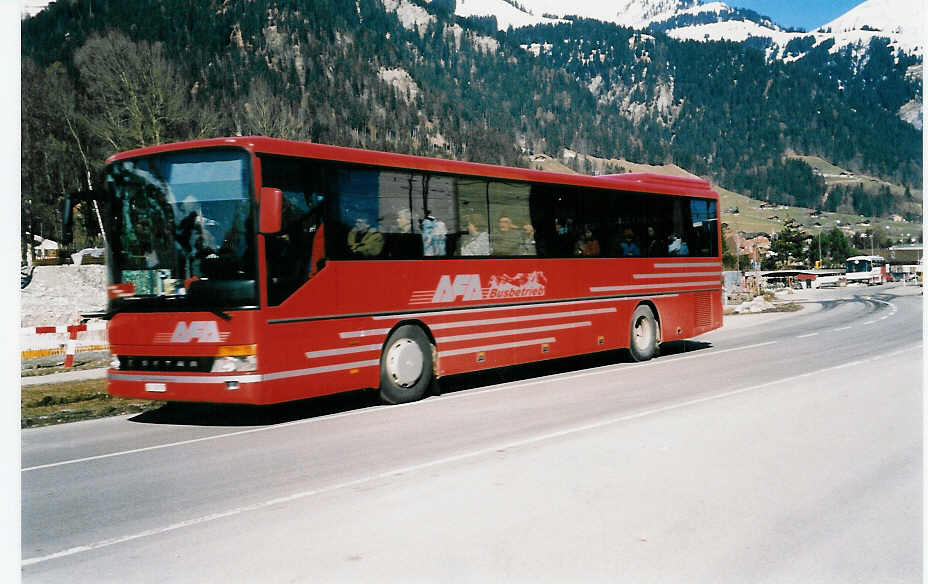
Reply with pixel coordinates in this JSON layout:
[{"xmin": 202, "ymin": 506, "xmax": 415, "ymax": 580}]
[{"xmin": 727, "ymin": 0, "xmax": 866, "ymax": 31}]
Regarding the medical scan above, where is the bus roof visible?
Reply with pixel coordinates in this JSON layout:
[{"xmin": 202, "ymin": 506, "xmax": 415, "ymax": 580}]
[
  {"xmin": 106, "ymin": 136, "xmax": 717, "ymax": 199},
  {"xmin": 845, "ymin": 255, "xmax": 885, "ymax": 261}
]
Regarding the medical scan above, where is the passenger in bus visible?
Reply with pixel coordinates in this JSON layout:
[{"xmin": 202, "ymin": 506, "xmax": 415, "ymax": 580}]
[
  {"xmin": 386, "ymin": 208, "xmax": 422, "ymax": 258},
  {"xmin": 574, "ymin": 227, "xmax": 600, "ymax": 257},
  {"xmin": 420, "ymin": 210, "xmax": 447, "ymax": 256},
  {"xmin": 644, "ymin": 226, "xmax": 663, "ymax": 257},
  {"xmin": 459, "ymin": 214, "xmax": 489, "ymax": 256},
  {"xmin": 519, "ymin": 223, "xmax": 536, "ymax": 256},
  {"xmin": 491, "ymin": 215, "xmax": 521, "ymax": 255},
  {"xmin": 618, "ymin": 228, "xmax": 641, "ymax": 257},
  {"xmin": 396, "ymin": 208, "xmax": 413, "ymax": 233},
  {"xmin": 553, "ymin": 217, "xmax": 575, "ymax": 256},
  {"xmin": 667, "ymin": 234, "xmax": 689, "ymax": 256},
  {"xmin": 347, "ymin": 216, "xmax": 384, "ymax": 257}
]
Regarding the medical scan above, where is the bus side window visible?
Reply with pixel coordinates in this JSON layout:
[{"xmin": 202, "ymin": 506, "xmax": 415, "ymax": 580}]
[
  {"xmin": 334, "ymin": 168, "xmax": 385, "ymax": 259},
  {"xmin": 528, "ymin": 186, "xmax": 554, "ymax": 258},
  {"xmin": 377, "ymin": 171, "xmax": 423, "ymax": 260},
  {"xmin": 421, "ymin": 174, "xmax": 457, "ymax": 257},
  {"xmin": 457, "ymin": 179, "xmax": 489, "ymax": 256},
  {"xmin": 488, "ymin": 181, "xmax": 534, "ymax": 256},
  {"xmin": 686, "ymin": 198, "xmax": 718, "ymax": 258}
]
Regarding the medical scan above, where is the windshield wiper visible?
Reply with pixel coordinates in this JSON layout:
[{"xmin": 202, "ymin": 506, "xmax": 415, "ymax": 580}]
[{"xmin": 102, "ymin": 296, "xmax": 236, "ymax": 321}]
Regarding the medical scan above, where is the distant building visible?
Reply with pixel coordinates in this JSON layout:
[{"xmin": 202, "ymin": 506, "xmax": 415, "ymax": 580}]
[{"xmin": 733, "ymin": 232, "xmax": 772, "ymax": 268}]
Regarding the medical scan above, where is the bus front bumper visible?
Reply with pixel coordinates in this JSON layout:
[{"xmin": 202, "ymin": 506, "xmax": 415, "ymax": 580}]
[{"xmin": 107, "ymin": 370, "xmax": 266, "ymax": 404}]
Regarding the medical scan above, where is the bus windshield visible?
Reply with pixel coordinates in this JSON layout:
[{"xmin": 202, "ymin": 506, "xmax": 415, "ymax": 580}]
[
  {"xmin": 104, "ymin": 149, "xmax": 257, "ymax": 308},
  {"xmin": 846, "ymin": 259, "xmax": 872, "ymax": 273}
]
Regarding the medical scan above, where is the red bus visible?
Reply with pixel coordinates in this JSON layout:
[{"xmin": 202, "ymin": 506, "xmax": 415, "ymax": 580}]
[{"xmin": 98, "ymin": 137, "xmax": 722, "ymax": 405}]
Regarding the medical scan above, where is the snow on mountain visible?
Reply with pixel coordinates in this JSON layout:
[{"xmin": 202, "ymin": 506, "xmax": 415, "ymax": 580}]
[
  {"xmin": 667, "ymin": 0, "xmax": 922, "ymax": 58},
  {"xmin": 453, "ymin": 0, "xmax": 922, "ymax": 58},
  {"xmin": 22, "ymin": 0, "xmax": 53, "ymax": 18},
  {"xmin": 820, "ymin": 0, "xmax": 923, "ymax": 56},
  {"xmin": 454, "ymin": 0, "xmax": 564, "ymax": 29},
  {"xmin": 665, "ymin": 19, "xmax": 797, "ymax": 55},
  {"xmin": 455, "ymin": 0, "xmax": 705, "ymax": 30}
]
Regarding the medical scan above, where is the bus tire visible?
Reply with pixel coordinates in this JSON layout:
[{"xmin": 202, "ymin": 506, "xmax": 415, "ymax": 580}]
[
  {"xmin": 379, "ymin": 325, "xmax": 434, "ymax": 405},
  {"xmin": 628, "ymin": 305, "xmax": 658, "ymax": 362}
]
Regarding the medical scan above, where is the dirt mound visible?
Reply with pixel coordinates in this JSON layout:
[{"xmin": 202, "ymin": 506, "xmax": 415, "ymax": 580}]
[{"xmin": 20, "ymin": 265, "xmax": 107, "ymax": 327}]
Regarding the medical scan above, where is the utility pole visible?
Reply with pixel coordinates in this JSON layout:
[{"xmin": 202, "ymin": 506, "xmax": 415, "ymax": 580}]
[{"xmin": 814, "ymin": 226, "xmax": 822, "ymax": 268}]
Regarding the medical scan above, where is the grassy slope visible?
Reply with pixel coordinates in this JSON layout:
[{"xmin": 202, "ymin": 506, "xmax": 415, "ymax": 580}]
[{"xmin": 788, "ymin": 154, "xmax": 923, "ymax": 215}]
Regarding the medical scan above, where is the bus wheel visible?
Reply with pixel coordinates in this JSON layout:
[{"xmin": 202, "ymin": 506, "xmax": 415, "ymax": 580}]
[
  {"xmin": 628, "ymin": 305, "xmax": 658, "ymax": 362},
  {"xmin": 379, "ymin": 325, "xmax": 434, "ymax": 404}
]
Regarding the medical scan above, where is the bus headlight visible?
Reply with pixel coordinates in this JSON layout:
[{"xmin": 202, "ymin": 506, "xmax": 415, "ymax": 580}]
[
  {"xmin": 212, "ymin": 355, "xmax": 257, "ymax": 373},
  {"xmin": 211, "ymin": 345, "xmax": 258, "ymax": 373}
]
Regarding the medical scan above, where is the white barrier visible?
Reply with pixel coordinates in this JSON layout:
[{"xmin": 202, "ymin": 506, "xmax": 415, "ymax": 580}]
[{"xmin": 21, "ymin": 321, "xmax": 108, "ymax": 364}]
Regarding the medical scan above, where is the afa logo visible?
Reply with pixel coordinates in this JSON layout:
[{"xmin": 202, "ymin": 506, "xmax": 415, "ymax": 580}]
[
  {"xmin": 431, "ymin": 274, "xmax": 483, "ymax": 303},
  {"xmin": 427, "ymin": 271, "xmax": 548, "ymax": 304},
  {"xmin": 154, "ymin": 321, "xmax": 232, "ymax": 344},
  {"xmin": 169, "ymin": 321, "xmax": 221, "ymax": 343}
]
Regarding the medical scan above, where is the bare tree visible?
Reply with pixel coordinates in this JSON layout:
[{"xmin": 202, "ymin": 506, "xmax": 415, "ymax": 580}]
[
  {"xmin": 74, "ymin": 31, "xmax": 214, "ymax": 150},
  {"xmin": 238, "ymin": 78, "xmax": 305, "ymax": 139}
]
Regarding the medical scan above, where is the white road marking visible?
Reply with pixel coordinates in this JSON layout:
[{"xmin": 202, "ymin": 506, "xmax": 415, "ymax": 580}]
[
  {"xmin": 22, "ymin": 343, "xmax": 921, "ymax": 567},
  {"xmin": 832, "ymin": 326, "xmax": 852, "ymax": 332},
  {"xmin": 797, "ymin": 333, "xmax": 819, "ymax": 338}
]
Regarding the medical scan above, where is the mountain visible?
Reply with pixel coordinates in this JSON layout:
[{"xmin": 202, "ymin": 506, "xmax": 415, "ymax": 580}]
[
  {"xmin": 821, "ymin": 0, "xmax": 923, "ymax": 55},
  {"xmin": 454, "ymin": 0, "xmax": 923, "ymax": 130},
  {"xmin": 20, "ymin": 0, "xmax": 922, "ymax": 243},
  {"xmin": 454, "ymin": 0, "xmax": 564, "ymax": 29},
  {"xmin": 456, "ymin": 0, "xmax": 923, "ymax": 57},
  {"xmin": 661, "ymin": 0, "xmax": 923, "ymax": 60},
  {"xmin": 454, "ymin": 0, "xmax": 758, "ymax": 32}
]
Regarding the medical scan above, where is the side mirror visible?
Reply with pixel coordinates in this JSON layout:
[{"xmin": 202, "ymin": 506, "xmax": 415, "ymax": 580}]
[{"xmin": 259, "ymin": 187, "xmax": 283, "ymax": 234}]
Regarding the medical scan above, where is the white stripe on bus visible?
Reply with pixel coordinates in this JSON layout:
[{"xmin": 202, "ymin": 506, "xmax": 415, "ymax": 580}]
[
  {"xmin": 429, "ymin": 307, "xmax": 615, "ymax": 332},
  {"xmin": 590, "ymin": 281, "xmax": 720, "ymax": 292},
  {"xmin": 343, "ymin": 307, "xmax": 616, "ymax": 339},
  {"xmin": 436, "ymin": 321, "xmax": 591, "ymax": 344},
  {"xmin": 305, "ymin": 343, "xmax": 383, "ymax": 359},
  {"xmin": 263, "ymin": 360, "xmax": 381, "ymax": 381},
  {"xmin": 373, "ymin": 296, "xmax": 625, "ymax": 320},
  {"xmin": 632, "ymin": 271, "xmax": 721, "ymax": 279},
  {"xmin": 339, "ymin": 328, "xmax": 393, "ymax": 339},
  {"xmin": 652, "ymin": 262, "xmax": 721, "ymax": 269},
  {"xmin": 310, "ymin": 322, "xmax": 592, "ymax": 363},
  {"xmin": 438, "ymin": 337, "xmax": 556, "ymax": 358},
  {"xmin": 108, "ymin": 372, "xmax": 263, "ymax": 384}
]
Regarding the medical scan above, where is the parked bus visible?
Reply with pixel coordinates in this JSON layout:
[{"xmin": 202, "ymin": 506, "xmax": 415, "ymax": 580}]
[
  {"xmin": 93, "ymin": 137, "xmax": 722, "ymax": 405},
  {"xmin": 844, "ymin": 255, "xmax": 887, "ymax": 285}
]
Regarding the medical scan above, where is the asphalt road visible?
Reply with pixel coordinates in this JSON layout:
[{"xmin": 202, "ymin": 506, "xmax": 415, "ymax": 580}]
[{"xmin": 22, "ymin": 284, "xmax": 923, "ymax": 582}]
